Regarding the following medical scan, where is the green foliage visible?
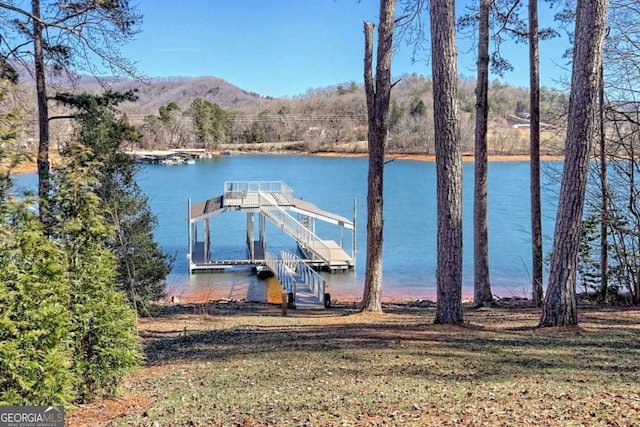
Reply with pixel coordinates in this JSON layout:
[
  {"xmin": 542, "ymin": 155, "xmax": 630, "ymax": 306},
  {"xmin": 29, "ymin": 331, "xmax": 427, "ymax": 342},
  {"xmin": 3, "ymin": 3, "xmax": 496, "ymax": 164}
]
[
  {"xmin": 540, "ymin": 86, "xmax": 569, "ymax": 116},
  {"xmin": 336, "ymin": 82, "xmax": 359, "ymax": 95},
  {"xmin": 69, "ymin": 247, "xmax": 141, "ymax": 401},
  {"xmin": 0, "ymin": 82, "xmax": 75, "ymax": 405},
  {"xmin": 133, "ymin": 74, "xmax": 564, "ymax": 154},
  {"xmin": 409, "ymin": 97, "xmax": 426, "ymax": 116},
  {"xmin": 0, "ymin": 58, "xmax": 18, "ymax": 83},
  {"xmin": 0, "ymin": 138, "xmax": 142, "ymax": 405},
  {"xmin": 159, "ymin": 102, "xmax": 180, "ymax": 123},
  {"xmin": 249, "ymin": 122, "xmax": 264, "ymax": 143},
  {"xmin": 556, "ymin": 212, "xmax": 620, "ymax": 301},
  {"xmin": 0, "ymin": 79, "xmax": 28, "ymax": 194},
  {"xmin": 107, "ymin": 188, "xmax": 173, "ymax": 307},
  {"xmin": 51, "ymin": 142, "xmax": 141, "ymax": 402},
  {"xmin": 577, "ymin": 214, "xmax": 602, "ymax": 294},
  {"xmin": 189, "ymin": 98, "xmax": 231, "ymax": 146},
  {"xmin": 0, "ymin": 196, "xmax": 74, "ymax": 405},
  {"xmin": 55, "ymin": 91, "xmax": 173, "ymax": 309},
  {"xmin": 389, "ymin": 102, "xmax": 404, "ymax": 130}
]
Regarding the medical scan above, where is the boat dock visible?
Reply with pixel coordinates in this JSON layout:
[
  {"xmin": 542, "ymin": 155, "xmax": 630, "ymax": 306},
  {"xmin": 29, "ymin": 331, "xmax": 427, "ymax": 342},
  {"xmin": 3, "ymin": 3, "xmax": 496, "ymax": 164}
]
[
  {"xmin": 187, "ymin": 181, "xmax": 355, "ymax": 308},
  {"xmin": 128, "ymin": 149, "xmax": 208, "ymax": 165}
]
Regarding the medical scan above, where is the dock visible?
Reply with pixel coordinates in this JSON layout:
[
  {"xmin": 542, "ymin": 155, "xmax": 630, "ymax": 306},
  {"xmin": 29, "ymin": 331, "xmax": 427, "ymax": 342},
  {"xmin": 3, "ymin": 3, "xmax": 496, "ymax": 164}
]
[
  {"xmin": 187, "ymin": 181, "xmax": 355, "ymax": 309},
  {"xmin": 128, "ymin": 149, "xmax": 209, "ymax": 165}
]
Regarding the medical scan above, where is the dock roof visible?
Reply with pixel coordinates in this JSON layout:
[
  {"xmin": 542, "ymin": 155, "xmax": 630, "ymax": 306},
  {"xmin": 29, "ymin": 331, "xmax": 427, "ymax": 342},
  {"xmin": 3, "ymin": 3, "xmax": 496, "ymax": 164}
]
[{"xmin": 189, "ymin": 195, "xmax": 353, "ymax": 230}]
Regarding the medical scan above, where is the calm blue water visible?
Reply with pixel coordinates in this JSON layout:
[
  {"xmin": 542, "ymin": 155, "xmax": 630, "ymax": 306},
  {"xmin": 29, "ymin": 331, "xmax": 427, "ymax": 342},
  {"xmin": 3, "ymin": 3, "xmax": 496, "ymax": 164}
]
[{"xmin": 12, "ymin": 155, "xmax": 562, "ymax": 302}]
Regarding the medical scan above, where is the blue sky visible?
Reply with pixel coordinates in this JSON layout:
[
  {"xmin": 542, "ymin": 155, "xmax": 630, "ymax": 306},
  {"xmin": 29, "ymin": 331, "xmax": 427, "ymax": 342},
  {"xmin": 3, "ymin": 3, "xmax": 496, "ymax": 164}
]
[{"xmin": 122, "ymin": 0, "xmax": 572, "ymax": 98}]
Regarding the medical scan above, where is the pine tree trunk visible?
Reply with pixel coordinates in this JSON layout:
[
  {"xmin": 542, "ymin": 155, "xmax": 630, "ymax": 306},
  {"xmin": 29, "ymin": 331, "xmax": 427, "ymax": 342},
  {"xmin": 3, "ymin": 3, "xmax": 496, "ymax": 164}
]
[
  {"xmin": 529, "ymin": 0, "xmax": 544, "ymax": 306},
  {"xmin": 431, "ymin": 0, "xmax": 463, "ymax": 324},
  {"xmin": 473, "ymin": 0, "xmax": 492, "ymax": 307},
  {"xmin": 361, "ymin": 0, "xmax": 396, "ymax": 312},
  {"xmin": 32, "ymin": 0, "xmax": 51, "ymax": 231},
  {"xmin": 540, "ymin": 0, "xmax": 609, "ymax": 327}
]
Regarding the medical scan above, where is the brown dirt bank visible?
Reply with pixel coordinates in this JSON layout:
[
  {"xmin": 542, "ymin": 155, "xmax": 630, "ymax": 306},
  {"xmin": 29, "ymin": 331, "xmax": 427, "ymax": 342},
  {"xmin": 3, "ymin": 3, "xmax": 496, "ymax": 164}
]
[
  {"xmin": 312, "ymin": 151, "xmax": 564, "ymax": 162},
  {"xmin": 8, "ymin": 150, "xmax": 564, "ymax": 176}
]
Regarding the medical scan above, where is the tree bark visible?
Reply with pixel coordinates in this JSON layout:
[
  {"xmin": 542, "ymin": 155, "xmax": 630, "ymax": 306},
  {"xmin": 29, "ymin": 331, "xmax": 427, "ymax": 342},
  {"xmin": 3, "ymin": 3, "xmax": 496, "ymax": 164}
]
[
  {"xmin": 32, "ymin": 0, "xmax": 51, "ymax": 231},
  {"xmin": 361, "ymin": 0, "xmax": 396, "ymax": 312},
  {"xmin": 473, "ymin": 0, "xmax": 492, "ymax": 308},
  {"xmin": 431, "ymin": 0, "xmax": 463, "ymax": 324},
  {"xmin": 529, "ymin": 0, "xmax": 544, "ymax": 306},
  {"xmin": 540, "ymin": 0, "xmax": 609, "ymax": 327}
]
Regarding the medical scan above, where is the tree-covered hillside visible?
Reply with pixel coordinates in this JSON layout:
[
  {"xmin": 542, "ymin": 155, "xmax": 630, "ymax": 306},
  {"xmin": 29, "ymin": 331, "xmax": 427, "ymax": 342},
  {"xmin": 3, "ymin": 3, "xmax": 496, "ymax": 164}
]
[
  {"xmin": 11, "ymin": 70, "xmax": 568, "ymax": 155},
  {"xmin": 130, "ymin": 73, "xmax": 568, "ymax": 155}
]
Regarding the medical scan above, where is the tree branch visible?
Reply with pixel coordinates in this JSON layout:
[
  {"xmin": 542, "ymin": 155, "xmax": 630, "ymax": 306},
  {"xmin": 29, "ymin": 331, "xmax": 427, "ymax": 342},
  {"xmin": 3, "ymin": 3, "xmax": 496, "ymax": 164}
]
[{"xmin": 48, "ymin": 114, "xmax": 79, "ymax": 121}]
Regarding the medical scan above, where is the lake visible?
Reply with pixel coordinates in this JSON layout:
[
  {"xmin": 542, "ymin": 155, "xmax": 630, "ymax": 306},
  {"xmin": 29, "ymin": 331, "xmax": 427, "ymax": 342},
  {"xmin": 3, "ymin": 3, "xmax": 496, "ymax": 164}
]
[{"xmin": 12, "ymin": 155, "xmax": 562, "ymax": 303}]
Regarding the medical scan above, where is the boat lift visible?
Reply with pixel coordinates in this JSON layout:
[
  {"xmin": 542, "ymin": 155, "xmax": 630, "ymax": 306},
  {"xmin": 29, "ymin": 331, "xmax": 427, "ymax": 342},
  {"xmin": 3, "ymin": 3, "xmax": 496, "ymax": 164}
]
[{"xmin": 186, "ymin": 181, "xmax": 356, "ymax": 308}]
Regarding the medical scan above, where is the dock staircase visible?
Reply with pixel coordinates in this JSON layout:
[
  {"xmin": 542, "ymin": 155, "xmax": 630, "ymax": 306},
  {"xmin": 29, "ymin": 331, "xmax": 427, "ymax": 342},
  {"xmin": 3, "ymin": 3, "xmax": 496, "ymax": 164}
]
[{"xmin": 258, "ymin": 191, "xmax": 345, "ymax": 270}]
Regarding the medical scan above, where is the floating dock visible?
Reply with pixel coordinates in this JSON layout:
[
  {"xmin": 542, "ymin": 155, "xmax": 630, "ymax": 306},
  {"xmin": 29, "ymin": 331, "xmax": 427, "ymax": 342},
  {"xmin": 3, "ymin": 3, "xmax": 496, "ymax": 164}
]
[
  {"xmin": 128, "ymin": 149, "xmax": 208, "ymax": 165},
  {"xmin": 187, "ymin": 181, "xmax": 356, "ymax": 308}
]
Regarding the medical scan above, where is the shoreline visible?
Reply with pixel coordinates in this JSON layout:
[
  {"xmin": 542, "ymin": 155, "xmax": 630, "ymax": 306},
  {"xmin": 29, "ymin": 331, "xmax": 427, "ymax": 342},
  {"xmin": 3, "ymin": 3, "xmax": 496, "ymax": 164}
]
[
  {"xmin": 311, "ymin": 151, "xmax": 564, "ymax": 162},
  {"xmin": 160, "ymin": 293, "xmax": 535, "ymax": 313},
  {"xmin": 6, "ymin": 150, "xmax": 564, "ymax": 176},
  {"xmin": 165, "ymin": 280, "xmax": 532, "ymax": 306}
]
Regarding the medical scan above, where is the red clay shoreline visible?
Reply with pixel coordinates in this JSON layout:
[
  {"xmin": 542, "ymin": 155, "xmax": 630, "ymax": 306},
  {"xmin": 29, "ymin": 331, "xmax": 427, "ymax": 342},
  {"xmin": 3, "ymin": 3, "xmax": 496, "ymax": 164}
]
[
  {"xmin": 310, "ymin": 151, "xmax": 564, "ymax": 162},
  {"xmin": 168, "ymin": 284, "xmax": 530, "ymax": 306},
  {"xmin": 6, "ymin": 150, "xmax": 565, "ymax": 175}
]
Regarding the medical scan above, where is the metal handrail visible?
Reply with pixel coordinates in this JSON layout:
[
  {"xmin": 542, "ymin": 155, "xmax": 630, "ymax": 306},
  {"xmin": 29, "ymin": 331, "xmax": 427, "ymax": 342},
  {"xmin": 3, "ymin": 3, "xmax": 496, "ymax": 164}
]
[
  {"xmin": 258, "ymin": 191, "xmax": 332, "ymax": 264},
  {"xmin": 223, "ymin": 181, "xmax": 294, "ymax": 207},
  {"xmin": 264, "ymin": 251, "xmax": 278, "ymax": 275},
  {"xmin": 266, "ymin": 251, "xmax": 296, "ymax": 295},
  {"xmin": 281, "ymin": 251, "xmax": 325, "ymax": 305}
]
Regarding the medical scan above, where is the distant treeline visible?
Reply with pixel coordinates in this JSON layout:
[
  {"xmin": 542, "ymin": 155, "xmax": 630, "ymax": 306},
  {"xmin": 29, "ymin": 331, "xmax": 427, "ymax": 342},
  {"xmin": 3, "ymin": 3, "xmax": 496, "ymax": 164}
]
[{"xmin": 134, "ymin": 74, "xmax": 569, "ymax": 155}]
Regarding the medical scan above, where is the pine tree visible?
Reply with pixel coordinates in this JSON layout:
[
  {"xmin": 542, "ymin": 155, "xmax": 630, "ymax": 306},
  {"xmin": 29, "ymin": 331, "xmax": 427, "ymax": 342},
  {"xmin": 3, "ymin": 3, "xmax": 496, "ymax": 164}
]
[
  {"xmin": 50, "ymin": 143, "xmax": 141, "ymax": 402},
  {"xmin": 0, "ymin": 195, "xmax": 75, "ymax": 405},
  {"xmin": 0, "ymin": 85, "xmax": 75, "ymax": 405},
  {"xmin": 53, "ymin": 91, "xmax": 173, "ymax": 310}
]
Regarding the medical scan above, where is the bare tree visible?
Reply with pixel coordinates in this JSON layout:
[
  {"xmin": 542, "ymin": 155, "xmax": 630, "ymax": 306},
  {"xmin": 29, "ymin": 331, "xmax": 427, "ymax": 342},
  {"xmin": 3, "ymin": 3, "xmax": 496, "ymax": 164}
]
[
  {"xmin": 431, "ymin": 0, "xmax": 463, "ymax": 324},
  {"xmin": 540, "ymin": 0, "xmax": 609, "ymax": 327},
  {"xmin": 473, "ymin": 0, "xmax": 493, "ymax": 308},
  {"xmin": 0, "ymin": 0, "xmax": 141, "ymax": 229},
  {"xmin": 361, "ymin": 0, "xmax": 396, "ymax": 313},
  {"xmin": 529, "ymin": 0, "xmax": 544, "ymax": 306}
]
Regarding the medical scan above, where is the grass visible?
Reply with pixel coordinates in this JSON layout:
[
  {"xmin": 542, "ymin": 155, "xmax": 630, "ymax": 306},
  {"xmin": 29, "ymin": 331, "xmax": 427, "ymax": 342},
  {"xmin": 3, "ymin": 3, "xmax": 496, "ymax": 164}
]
[{"xmin": 68, "ymin": 301, "xmax": 640, "ymax": 426}]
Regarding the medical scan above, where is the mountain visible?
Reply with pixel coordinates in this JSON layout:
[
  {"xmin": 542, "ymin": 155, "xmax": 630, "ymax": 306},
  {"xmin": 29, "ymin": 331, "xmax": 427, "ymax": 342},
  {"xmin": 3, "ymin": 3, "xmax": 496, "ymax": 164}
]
[
  {"xmin": 14, "ymin": 63, "xmax": 265, "ymax": 116},
  {"xmin": 104, "ymin": 76, "xmax": 265, "ymax": 114}
]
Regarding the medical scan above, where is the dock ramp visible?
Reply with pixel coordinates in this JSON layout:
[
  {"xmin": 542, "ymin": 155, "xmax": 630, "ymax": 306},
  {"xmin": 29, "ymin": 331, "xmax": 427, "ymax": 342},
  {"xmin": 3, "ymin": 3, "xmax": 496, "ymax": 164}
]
[{"xmin": 265, "ymin": 251, "xmax": 328, "ymax": 309}]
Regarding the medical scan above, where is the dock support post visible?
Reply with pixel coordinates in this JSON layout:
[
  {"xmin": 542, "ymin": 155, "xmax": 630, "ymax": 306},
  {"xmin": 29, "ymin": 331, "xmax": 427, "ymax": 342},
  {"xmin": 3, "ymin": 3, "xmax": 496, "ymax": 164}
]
[
  {"xmin": 188, "ymin": 199, "xmax": 192, "ymax": 274},
  {"xmin": 247, "ymin": 212, "xmax": 255, "ymax": 259},
  {"xmin": 259, "ymin": 212, "xmax": 267, "ymax": 254},
  {"xmin": 193, "ymin": 224, "xmax": 199, "ymax": 263},
  {"xmin": 353, "ymin": 198, "xmax": 357, "ymax": 269},
  {"xmin": 204, "ymin": 218, "xmax": 211, "ymax": 262}
]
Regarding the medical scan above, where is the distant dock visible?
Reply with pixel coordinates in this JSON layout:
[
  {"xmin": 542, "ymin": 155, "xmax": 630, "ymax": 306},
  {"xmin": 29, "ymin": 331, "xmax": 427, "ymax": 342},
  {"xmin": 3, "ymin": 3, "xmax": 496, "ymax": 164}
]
[{"xmin": 128, "ymin": 149, "xmax": 209, "ymax": 165}]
